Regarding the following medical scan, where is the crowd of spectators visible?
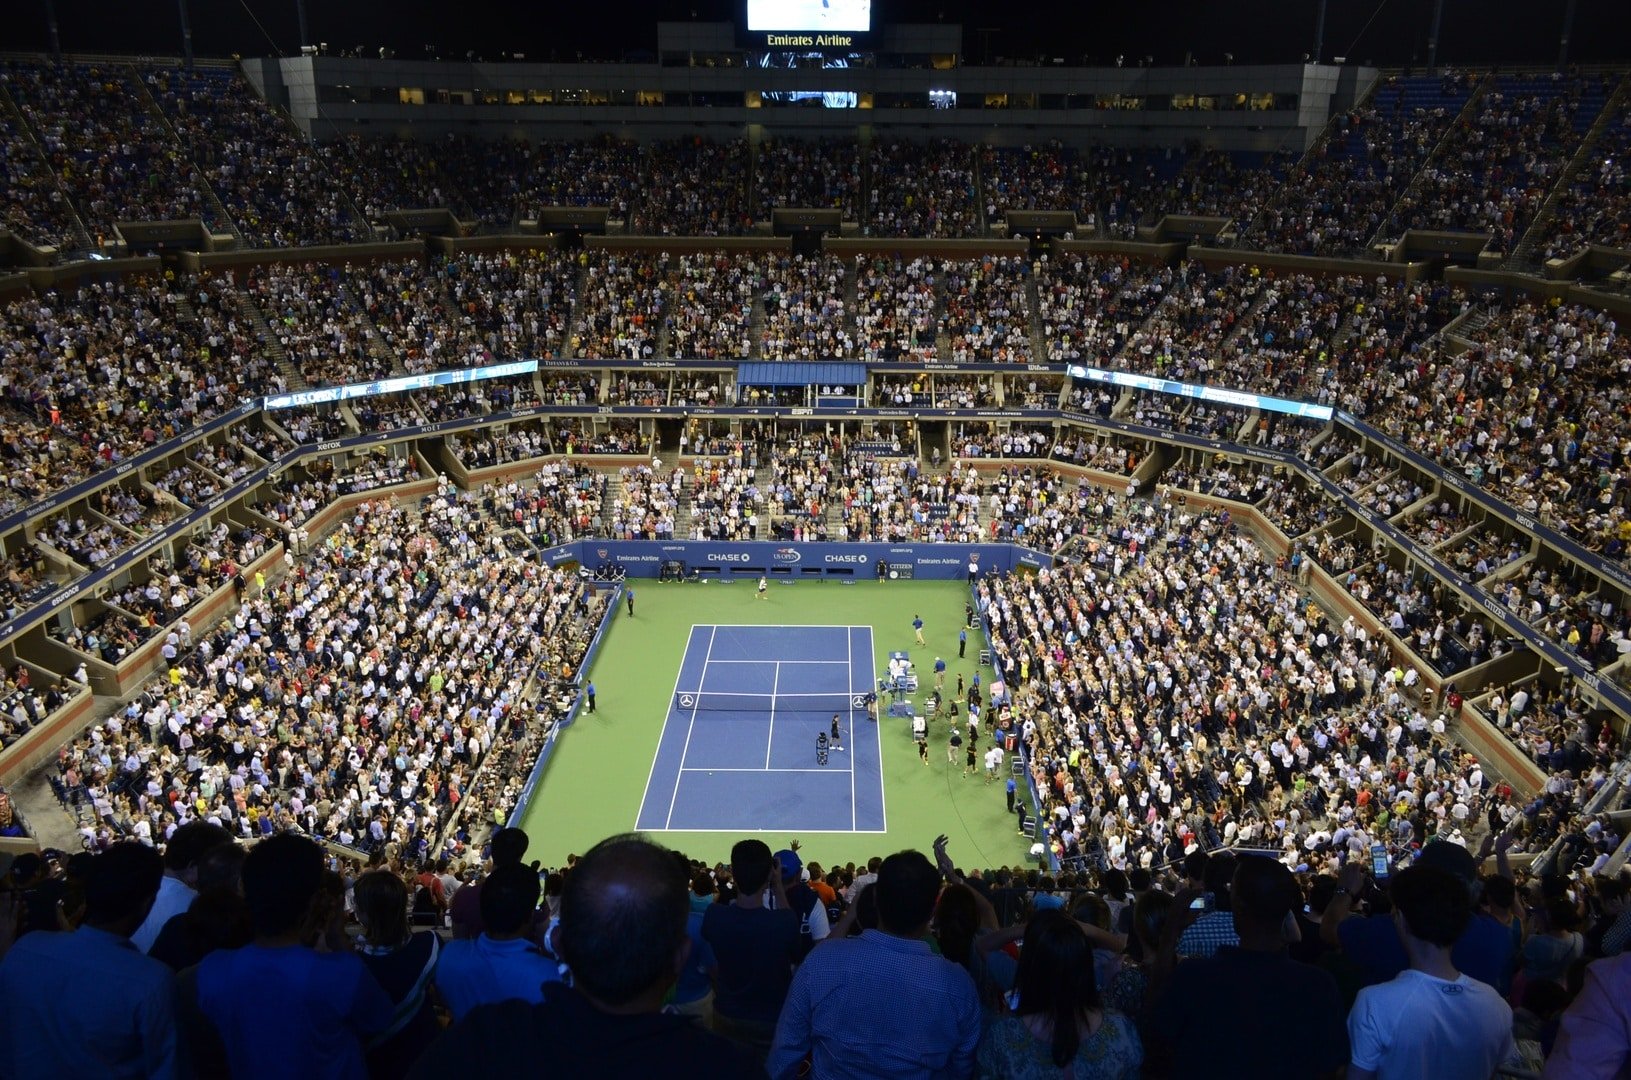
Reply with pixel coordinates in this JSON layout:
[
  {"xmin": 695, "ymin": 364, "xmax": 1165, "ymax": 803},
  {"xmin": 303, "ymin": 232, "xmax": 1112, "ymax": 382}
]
[
  {"xmin": 986, "ymin": 495, "xmax": 1495, "ymax": 871},
  {"xmin": 520, "ymin": 137, "xmax": 643, "ymax": 221},
  {"xmin": 318, "ymin": 133, "xmax": 532, "ymax": 228},
  {"xmin": 1243, "ymin": 73, "xmax": 1480, "ymax": 256},
  {"xmin": 666, "ymin": 253, "xmax": 759, "ymax": 360},
  {"xmin": 49, "ymin": 495, "xmax": 600, "ymax": 862},
  {"xmin": 145, "ymin": 67, "xmax": 368, "ymax": 248},
  {"xmin": 4, "ymin": 62, "xmax": 222, "ymax": 238},
  {"xmin": 760, "ymin": 254, "xmax": 853, "ymax": 359},
  {"xmin": 754, "ymin": 138, "xmax": 861, "ymax": 218},
  {"xmin": 1039, "ymin": 255, "xmax": 1174, "ymax": 365},
  {"xmin": 439, "ymin": 249, "xmax": 578, "ymax": 363},
  {"xmin": 1358, "ymin": 299, "xmax": 1631, "ymax": 565},
  {"xmin": 244, "ymin": 262, "xmax": 390, "ymax": 387},
  {"xmin": 0, "ymin": 97, "xmax": 84, "ymax": 250},
  {"xmin": 482, "ymin": 461, "xmax": 611, "ymax": 547},
  {"xmin": 866, "ymin": 139, "xmax": 979, "ymax": 237},
  {"xmin": 1378, "ymin": 74, "xmax": 1599, "ymax": 255},
  {"xmin": 572, "ymin": 252, "xmax": 664, "ymax": 360},
  {"xmin": 631, "ymin": 138, "xmax": 754, "ymax": 236},
  {"xmin": 1539, "ymin": 87, "xmax": 1631, "ymax": 260},
  {"xmin": 853, "ymin": 255, "xmax": 939, "ymax": 363},
  {"xmin": 943, "ymin": 256, "xmax": 1035, "ymax": 363},
  {"xmin": 0, "ymin": 272, "xmax": 278, "ymax": 515}
]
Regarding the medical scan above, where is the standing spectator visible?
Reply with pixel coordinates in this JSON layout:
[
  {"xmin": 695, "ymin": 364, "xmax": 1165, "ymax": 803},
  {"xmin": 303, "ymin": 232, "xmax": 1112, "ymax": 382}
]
[
  {"xmin": 1521, "ymin": 897, "xmax": 1585, "ymax": 990},
  {"xmin": 1347, "ymin": 865, "xmax": 1517, "ymax": 1080},
  {"xmin": 768, "ymin": 850, "xmax": 982, "ymax": 1079},
  {"xmin": 767, "ymin": 848, "xmax": 830, "ymax": 957},
  {"xmin": 148, "ymin": 841, "xmax": 250, "ymax": 972},
  {"xmin": 1544, "ymin": 950, "xmax": 1631, "ymax": 1079},
  {"xmin": 672, "ymin": 866, "xmax": 720, "ymax": 1027},
  {"xmin": 0, "ymin": 843, "xmax": 176, "ymax": 1079},
  {"xmin": 352, "ymin": 870, "xmax": 443, "ymax": 1079},
  {"xmin": 1149, "ymin": 857, "xmax": 1347, "ymax": 1078},
  {"xmin": 1173, "ymin": 852, "xmax": 1239, "ymax": 959},
  {"xmin": 1322, "ymin": 840, "xmax": 1515, "ymax": 993},
  {"xmin": 702, "ymin": 839, "xmax": 801, "ymax": 1056},
  {"xmin": 132, "ymin": 820, "xmax": 233, "ymax": 953},
  {"xmin": 435, "ymin": 862, "xmax": 561, "ymax": 1020},
  {"xmin": 450, "ymin": 827, "xmax": 530, "ymax": 939},
  {"xmin": 410, "ymin": 835, "xmax": 760, "ymax": 1079},
  {"xmin": 976, "ymin": 909, "xmax": 1143, "ymax": 1078},
  {"xmin": 194, "ymin": 834, "xmax": 393, "ymax": 1079}
]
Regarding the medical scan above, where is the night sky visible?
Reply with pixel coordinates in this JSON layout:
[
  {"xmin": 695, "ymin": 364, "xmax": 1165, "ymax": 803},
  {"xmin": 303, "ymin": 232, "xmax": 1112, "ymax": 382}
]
[{"xmin": 13, "ymin": 0, "xmax": 1631, "ymax": 68}]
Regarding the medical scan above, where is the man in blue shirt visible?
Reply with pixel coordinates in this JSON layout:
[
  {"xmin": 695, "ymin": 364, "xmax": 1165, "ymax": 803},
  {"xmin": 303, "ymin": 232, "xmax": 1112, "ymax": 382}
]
[
  {"xmin": 769, "ymin": 850, "xmax": 981, "ymax": 1078},
  {"xmin": 933, "ymin": 656, "xmax": 946, "ymax": 690},
  {"xmin": 436, "ymin": 862, "xmax": 562, "ymax": 1019},
  {"xmin": 913, "ymin": 614, "xmax": 926, "ymax": 645},
  {"xmin": 585, "ymin": 680, "xmax": 596, "ymax": 713},
  {"xmin": 195, "ymin": 834, "xmax": 393, "ymax": 1080},
  {"xmin": 959, "ymin": 627, "xmax": 967, "ymax": 658},
  {"xmin": 0, "ymin": 843, "xmax": 177, "ymax": 1080}
]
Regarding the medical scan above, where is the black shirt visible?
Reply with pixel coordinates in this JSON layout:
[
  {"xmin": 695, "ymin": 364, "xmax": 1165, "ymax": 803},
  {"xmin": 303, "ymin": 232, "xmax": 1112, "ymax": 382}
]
[
  {"xmin": 1149, "ymin": 946, "xmax": 1348, "ymax": 1079},
  {"xmin": 409, "ymin": 982, "xmax": 764, "ymax": 1080}
]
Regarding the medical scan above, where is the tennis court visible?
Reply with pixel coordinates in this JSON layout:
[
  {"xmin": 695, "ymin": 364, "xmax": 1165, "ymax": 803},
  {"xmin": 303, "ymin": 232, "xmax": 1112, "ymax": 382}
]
[
  {"xmin": 515, "ymin": 580, "xmax": 1018, "ymax": 868},
  {"xmin": 635, "ymin": 624, "xmax": 885, "ymax": 833}
]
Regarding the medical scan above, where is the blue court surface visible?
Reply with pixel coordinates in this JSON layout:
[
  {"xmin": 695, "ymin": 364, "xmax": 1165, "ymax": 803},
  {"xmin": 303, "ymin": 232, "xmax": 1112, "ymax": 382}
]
[{"xmin": 636, "ymin": 625, "xmax": 886, "ymax": 834}]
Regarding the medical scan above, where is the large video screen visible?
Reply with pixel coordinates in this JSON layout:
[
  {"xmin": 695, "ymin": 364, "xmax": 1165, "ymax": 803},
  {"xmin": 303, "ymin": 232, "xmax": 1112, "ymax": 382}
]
[{"xmin": 747, "ymin": 0, "xmax": 872, "ymax": 33}]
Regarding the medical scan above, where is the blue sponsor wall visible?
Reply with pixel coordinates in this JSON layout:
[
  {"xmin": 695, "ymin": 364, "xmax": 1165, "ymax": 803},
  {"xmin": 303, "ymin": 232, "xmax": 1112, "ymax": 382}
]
[{"xmin": 531, "ymin": 540, "xmax": 1053, "ymax": 579}]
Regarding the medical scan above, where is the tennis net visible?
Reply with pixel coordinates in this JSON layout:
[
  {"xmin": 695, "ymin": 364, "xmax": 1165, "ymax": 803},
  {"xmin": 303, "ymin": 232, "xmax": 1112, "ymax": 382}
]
[{"xmin": 673, "ymin": 689, "xmax": 868, "ymax": 713}]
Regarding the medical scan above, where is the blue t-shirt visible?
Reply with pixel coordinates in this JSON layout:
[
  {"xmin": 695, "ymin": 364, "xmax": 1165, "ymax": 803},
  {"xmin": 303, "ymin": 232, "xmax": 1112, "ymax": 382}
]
[
  {"xmin": 435, "ymin": 934, "xmax": 563, "ymax": 1021},
  {"xmin": 913, "ymin": 619, "xmax": 923, "ymax": 631},
  {"xmin": 674, "ymin": 910, "xmax": 719, "ymax": 1005},
  {"xmin": 1338, "ymin": 911, "xmax": 1515, "ymax": 993},
  {"xmin": 934, "ymin": 659, "xmax": 946, "ymax": 673},
  {"xmin": 196, "ymin": 943, "xmax": 394, "ymax": 1080}
]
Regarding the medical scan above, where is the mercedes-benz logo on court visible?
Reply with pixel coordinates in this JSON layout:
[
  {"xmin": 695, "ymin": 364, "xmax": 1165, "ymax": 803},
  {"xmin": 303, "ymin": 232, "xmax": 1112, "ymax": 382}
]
[
  {"xmin": 851, "ymin": 695, "xmax": 867, "ymax": 708},
  {"xmin": 679, "ymin": 694, "xmax": 695, "ymax": 708}
]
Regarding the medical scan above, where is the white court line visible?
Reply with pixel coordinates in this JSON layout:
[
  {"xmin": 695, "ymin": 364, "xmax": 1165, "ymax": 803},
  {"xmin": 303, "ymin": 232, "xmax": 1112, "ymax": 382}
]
[
  {"xmin": 635, "ymin": 623, "xmax": 702, "ymax": 830},
  {"xmin": 647, "ymin": 827, "xmax": 890, "ymax": 835},
  {"xmin": 865, "ymin": 625, "xmax": 886, "ymax": 831},
  {"xmin": 664, "ymin": 625, "xmax": 719, "ymax": 830},
  {"xmin": 705, "ymin": 624, "xmax": 868, "ymax": 630},
  {"xmin": 681, "ymin": 767, "xmax": 839, "ymax": 773},
  {"xmin": 765, "ymin": 660, "xmax": 779, "ymax": 769},
  {"xmin": 847, "ymin": 626, "xmax": 856, "ymax": 831},
  {"xmin": 703, "ymin": 659, "xmax": 850, "ymax": 664}
]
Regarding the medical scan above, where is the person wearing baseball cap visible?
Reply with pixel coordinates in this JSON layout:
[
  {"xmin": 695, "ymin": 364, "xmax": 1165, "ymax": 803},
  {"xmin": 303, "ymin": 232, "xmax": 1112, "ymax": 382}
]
[
  {"xmin": 767, "ymin": 849, "xmax": 830, "ymax": 956},
  {"xmin": 1321, "ymin": 839, "xmax": 1515, "ymax": 994}
]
